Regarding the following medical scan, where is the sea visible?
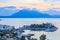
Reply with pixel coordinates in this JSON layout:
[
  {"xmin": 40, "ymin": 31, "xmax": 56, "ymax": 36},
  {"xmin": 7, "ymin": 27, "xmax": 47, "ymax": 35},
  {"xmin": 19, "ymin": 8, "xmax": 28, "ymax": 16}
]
[{"xmin": 0, "ymin": 18, "xmax": 60, "ymax": 40}]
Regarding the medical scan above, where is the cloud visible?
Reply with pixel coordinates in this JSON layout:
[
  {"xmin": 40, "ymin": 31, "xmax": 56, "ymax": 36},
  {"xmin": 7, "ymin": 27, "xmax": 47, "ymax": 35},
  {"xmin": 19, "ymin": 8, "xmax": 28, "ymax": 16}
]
[
  {"xmin": 43, "ymin": 0, "xmax": 60, "ymax": 2},
  {"xmin": 0, "ymin": 2, "xmax": 52, "ymax": 11},
  {"xmin": 0, "ymin": 0, "xmax": 60, "ymax": 11}
]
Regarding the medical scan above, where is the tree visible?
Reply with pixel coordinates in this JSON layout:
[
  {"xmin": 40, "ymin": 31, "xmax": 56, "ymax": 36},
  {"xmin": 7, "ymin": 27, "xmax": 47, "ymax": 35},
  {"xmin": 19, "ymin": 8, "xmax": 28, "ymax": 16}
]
[
  {"xmin": 40, "ymin": 34, "xmax": 46, "ymax": 40},
  {"xmin": 20, "ymin": 36, "xmax": 25, "ymax": 40},
  {"xmin": 31, "ymin": 38, "xmax": 37, "ymax": 40}
]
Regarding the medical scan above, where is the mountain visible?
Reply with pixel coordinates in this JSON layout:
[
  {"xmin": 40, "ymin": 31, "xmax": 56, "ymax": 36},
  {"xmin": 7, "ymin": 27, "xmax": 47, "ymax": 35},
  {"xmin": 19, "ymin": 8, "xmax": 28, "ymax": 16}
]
[
  {"xmin": 0, "ymin": 8, "xmax": 60, "ymax": 18},
  {"xmin": 51, "ymin": 15, "xmax": 60, "ymax": 18},
  {"xmin": 0, "ymin": 6, "xmax": 19, "ymax": 16},
  {"xmin": 11, "ymin": 9, "xmax": 51, "ymax": 18},
  {"xmin": 43, "ymin": 9, "xmax": 60, "ymax": 15},
  {"xmin": 43, "ymin": 9, "xmax": 60, "ymax": 18}
]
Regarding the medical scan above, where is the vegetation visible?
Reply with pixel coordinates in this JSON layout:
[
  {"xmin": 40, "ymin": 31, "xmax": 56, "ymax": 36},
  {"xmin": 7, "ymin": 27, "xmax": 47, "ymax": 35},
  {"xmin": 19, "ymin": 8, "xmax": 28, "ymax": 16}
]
[
  {"xmin": 40, "ymin": 34, "xmax": 46, "ymax": 40},
  {"xmin": 0, "ymin": 23, "xmax": 58, "ymax": 40},
  {"xmin": 30, "ymin": 38, "xmax": 37, "ymax": 40},
  {"xmin": 23, "ymin": 23, "xmax": 57, "ymax": 32},
  {"xmin": 0, "ymin": 36, "xmax": 7, "ymax": 40},
  {"xmin": 30, "ymin": 23, "xmax": 53, "ymax": 28},
  {"xmin": 20, "ymin": 36, "xmax": 25, "ymax": 40}
]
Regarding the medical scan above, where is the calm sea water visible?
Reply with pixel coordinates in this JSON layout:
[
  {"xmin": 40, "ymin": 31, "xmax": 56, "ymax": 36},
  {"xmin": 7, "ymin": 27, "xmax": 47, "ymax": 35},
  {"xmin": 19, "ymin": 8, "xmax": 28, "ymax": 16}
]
[{"xmin": 0, "ymin": 18, "xmax": 60, "ymax": 40}]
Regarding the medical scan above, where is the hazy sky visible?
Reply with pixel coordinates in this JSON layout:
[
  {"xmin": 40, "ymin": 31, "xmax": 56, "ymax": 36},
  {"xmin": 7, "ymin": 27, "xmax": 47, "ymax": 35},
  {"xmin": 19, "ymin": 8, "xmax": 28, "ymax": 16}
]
[{"xmin": 0, "ymin": 0, "xmax": 60, "ymax": 11}]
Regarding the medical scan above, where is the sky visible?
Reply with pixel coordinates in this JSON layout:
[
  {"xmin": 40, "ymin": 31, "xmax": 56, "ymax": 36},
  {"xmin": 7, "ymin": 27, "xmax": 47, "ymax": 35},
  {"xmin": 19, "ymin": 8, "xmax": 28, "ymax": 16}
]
[
  {"xmin": 0, "ymin": 0, "xmax": 60, "ymax": 16},
  {"xmin": 0, "ymin": 0, "xmax": 60, "ymax": 11}
]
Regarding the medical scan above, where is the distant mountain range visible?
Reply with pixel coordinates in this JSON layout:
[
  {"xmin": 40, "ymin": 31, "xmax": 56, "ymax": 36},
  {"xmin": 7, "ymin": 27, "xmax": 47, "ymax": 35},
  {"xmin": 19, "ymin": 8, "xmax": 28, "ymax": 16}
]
[
  {"xmin": 0, "ymin": 8, "xmax": 51, "ymax": 18},
  {"xmin": 0, "ymin": 6, "xmax": 19, "ymax": 16},
  {"xmin": 0, "ymin": 6, "xmax": 60, "ymax": 18},
  {"xmin": 43, "ymin": 9, "xmax": 60, "ymax": 15},
  {"xmin": 11, "ymin": 9, "xmax": 52, "ymax": 18}
]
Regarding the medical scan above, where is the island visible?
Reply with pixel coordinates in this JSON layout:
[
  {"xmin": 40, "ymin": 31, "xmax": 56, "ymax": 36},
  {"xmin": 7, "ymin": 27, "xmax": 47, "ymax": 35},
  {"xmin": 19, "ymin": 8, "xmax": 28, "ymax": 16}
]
[{"xmin": 22, "ymin": 23, "xmax": 58, "ymax": 32}]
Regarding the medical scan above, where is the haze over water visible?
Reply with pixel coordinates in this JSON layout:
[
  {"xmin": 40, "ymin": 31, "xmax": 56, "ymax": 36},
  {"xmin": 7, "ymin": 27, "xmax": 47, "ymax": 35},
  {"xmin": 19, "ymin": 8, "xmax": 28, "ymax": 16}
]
[{"xmin": 0, "ymin": 18, "xmax": 60, "ymax": 40}]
